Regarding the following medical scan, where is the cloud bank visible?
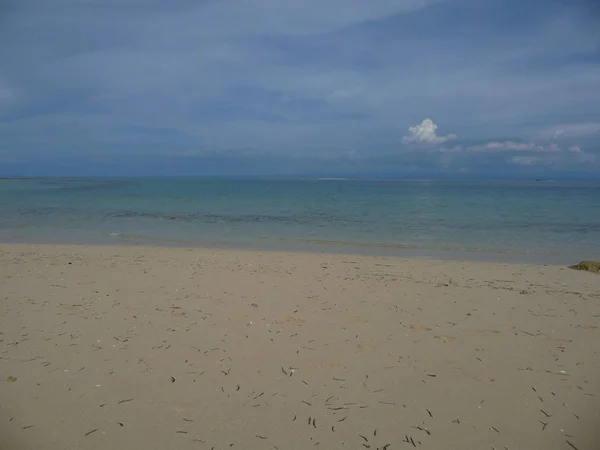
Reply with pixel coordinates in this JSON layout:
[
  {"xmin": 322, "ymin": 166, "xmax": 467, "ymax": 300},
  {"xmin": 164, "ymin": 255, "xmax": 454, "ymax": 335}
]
[{"xmin": 0, "ymin": 0, "xmax": 599, "ymax": 176}]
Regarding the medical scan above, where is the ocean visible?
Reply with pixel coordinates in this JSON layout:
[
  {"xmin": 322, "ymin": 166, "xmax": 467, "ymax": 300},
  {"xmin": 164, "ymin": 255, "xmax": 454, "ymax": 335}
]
[{"xmin": 1, "ymin": 177, "xmax": 599, "ymax": 264}]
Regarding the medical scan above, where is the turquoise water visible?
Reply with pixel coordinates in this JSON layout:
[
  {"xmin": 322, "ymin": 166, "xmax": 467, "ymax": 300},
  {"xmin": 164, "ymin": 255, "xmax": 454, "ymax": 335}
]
[{"xmin": 1, "ymin": 177, "xmax": 600, "ymax": 263}]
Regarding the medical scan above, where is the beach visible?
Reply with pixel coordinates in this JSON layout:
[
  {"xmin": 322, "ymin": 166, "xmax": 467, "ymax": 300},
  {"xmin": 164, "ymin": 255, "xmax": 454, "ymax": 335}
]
[{"xmin": 1, "ymin": 243, "xmax": 599, "ymax": 450}]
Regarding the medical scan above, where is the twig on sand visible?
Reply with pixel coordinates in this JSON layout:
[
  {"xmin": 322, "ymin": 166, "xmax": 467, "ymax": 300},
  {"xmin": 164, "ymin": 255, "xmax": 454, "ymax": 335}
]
[{"xmin": 403, "ymin": 435, "xmax": 416, "ymax": 447}]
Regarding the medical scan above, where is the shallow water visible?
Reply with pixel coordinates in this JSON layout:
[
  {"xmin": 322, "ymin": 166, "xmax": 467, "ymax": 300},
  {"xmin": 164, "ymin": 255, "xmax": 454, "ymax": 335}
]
[{"xmin": 1, "ymin": 177, "xmax": 599, "ymax": 263}]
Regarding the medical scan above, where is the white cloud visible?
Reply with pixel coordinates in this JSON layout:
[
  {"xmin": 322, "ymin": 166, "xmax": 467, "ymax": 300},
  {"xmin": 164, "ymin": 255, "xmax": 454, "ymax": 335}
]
[
  {"xmin": 509, "ymin": 146, "xmax": 597, "ymax": 166},
  {"xmin": 466, "ymin": 141, "xmax": 561, "ymax": 153},
  {"xmin": 468, "ymin": 141, "xmax": 534, "ymax": 152},
  {"xmin": 435, "ymin": 138, "xmax": 598, "ymax": 168},
  {"xmin": 403, "ymin": 118, "xmax": 457, "ymax": 144},
  {"xmin": 543, "ymin": 143, "xmax": 561, "ymax": 152}
]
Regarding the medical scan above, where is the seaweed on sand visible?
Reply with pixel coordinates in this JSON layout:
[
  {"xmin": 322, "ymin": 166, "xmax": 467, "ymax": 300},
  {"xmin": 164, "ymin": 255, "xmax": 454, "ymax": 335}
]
[{"xmin": 569, "ymin": 261, "xmax": 600, "ymax": 274}]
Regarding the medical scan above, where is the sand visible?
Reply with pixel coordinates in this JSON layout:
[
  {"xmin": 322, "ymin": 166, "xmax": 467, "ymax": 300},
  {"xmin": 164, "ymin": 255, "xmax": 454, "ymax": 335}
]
[{"xmin": 1, "ymin": 244, "xmax": 599, "ymax": 450}]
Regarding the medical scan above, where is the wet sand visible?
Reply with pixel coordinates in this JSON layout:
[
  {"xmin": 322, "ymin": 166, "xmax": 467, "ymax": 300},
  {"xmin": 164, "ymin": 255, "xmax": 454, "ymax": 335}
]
[{"xmin": 1, "ymin": 244, "xmax": 599, "ymax": 449}]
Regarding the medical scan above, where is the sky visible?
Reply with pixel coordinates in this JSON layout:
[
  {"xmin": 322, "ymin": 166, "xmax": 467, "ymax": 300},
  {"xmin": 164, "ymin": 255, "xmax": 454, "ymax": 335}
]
[{"xmin": 1, "ymin": 0, "xmax": 599, "ymax": 177}]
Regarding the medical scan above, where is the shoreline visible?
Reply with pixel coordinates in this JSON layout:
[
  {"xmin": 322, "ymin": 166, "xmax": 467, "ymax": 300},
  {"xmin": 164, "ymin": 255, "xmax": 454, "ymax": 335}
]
[{"xmin": 0, "ymin": 235, "xmax": 580, "ymax": 266}]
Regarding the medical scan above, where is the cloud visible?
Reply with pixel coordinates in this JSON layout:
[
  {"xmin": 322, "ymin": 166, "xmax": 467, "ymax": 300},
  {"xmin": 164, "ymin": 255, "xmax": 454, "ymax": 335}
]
[
  {"xmin": 467, "ymin": 141, "xmax": 534, "ymax": 152},
  {"xmin": 142, "ymin": 0, "xmax": 445, "ymax": 37},
  {"xmin": 511, "ymin": 156, "xmax": 543, "ymax": 165},
  {"xmin": 432, "ymin": 136, "xmax": 598, "ymax": 170},
  {"xmin": 1, "ymin": 0, "xmax": 599, "ymax": 176},
  {"xmin": 572, "ymin": 150, "xmax": 596, "ymax": 163},
  {"xmin": 540, "ymin": 122, "xmax": 600, "ymax": 139},
  {"xmin": 466, "ymin": 141, "xmax": 561, "ymax": 153},
  {"xmin": 508, "ymin": 145, "xmax": 596, "ymax": 166},
  {"xmin": 558, "ymin": 123, "xmax": 600, "ymax": 137},
  {"xmin": 403, "ymin": 118, "xmax": 457, "ymax": 144}
]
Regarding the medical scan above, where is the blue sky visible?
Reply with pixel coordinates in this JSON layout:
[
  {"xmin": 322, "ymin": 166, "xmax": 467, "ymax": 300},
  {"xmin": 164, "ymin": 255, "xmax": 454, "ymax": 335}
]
[{"xmin": 1, "ymin": 0, "xmax": 599, "ymax": 177}]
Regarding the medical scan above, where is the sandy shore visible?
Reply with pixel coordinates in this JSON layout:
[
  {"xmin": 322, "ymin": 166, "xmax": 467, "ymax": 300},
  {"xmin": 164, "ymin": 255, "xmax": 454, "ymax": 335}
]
[{"xmin": 1, "ymin": 244, "xmax": 599, "ymax": 450}]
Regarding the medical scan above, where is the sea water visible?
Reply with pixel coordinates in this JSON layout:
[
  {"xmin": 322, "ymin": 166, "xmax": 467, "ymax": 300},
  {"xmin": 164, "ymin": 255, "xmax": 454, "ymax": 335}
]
[{"xmin": 1, "ymin": 177, "xmax": 599, "ymax": 263}]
